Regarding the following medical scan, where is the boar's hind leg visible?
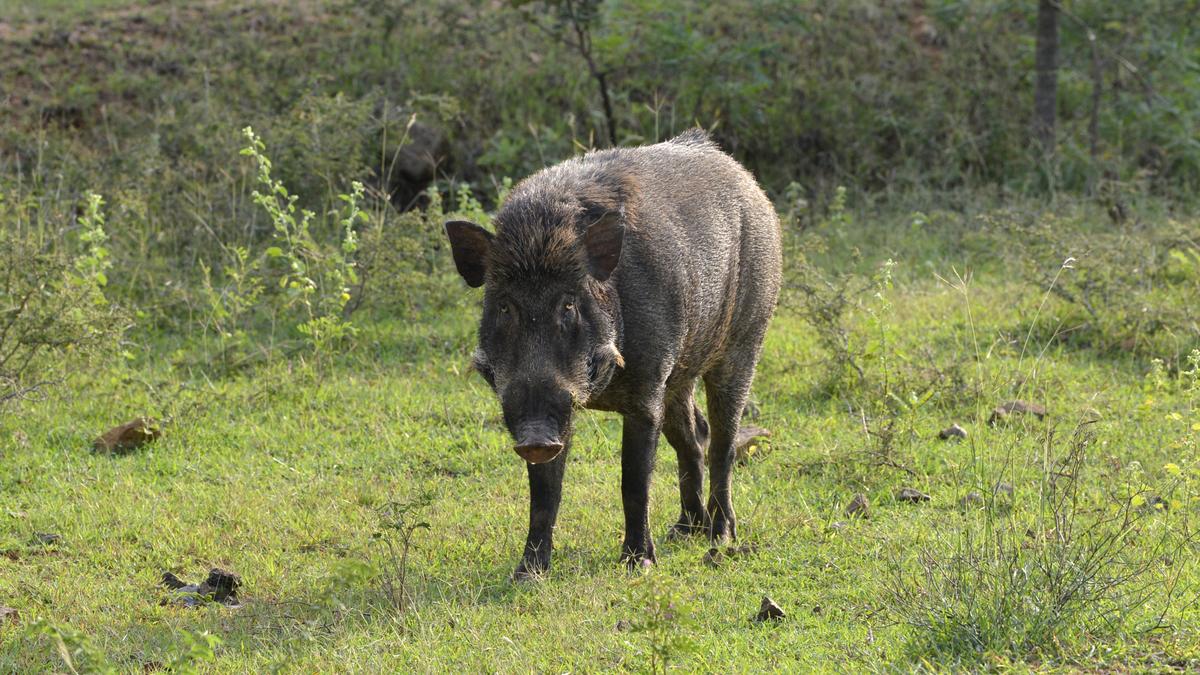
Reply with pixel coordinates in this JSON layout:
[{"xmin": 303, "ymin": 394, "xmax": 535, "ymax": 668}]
[
  {"xmin": 512, "ymin": 445, "xmax": 569, "ymax": 581},
  {"xmin": 620, "ymin": 410, "xmax": 663, "ymax": 569},
  {"xmin": 663, "ymin": 390, "xmax": 711, "ymax": 539},
  {"xmin": 703, "ymin": 358, "xmax": 759, "ymax": 544}
]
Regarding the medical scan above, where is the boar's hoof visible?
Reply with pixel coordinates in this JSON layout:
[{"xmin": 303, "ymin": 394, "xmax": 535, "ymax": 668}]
[
  {"xmin": 665, "ymin": 517, "xmax": 712, "ymax": 541},
  {"xmin": 511, "ymin": 557, "xmax": 549, "ymax": 582},
  {"xmin": 621, "ymin": 547, "xmax": 656, "ymax": 572},
  {"xmin": 709, "ymin": 518, "xmax": 737, "ymax": 545},
  {"xmin": 513, "ymin": 441, "xmax": 564, "ymax": 465},
  {"xmin": 621, "ymin": 557, "xmax": 654, "ymax": 574}
]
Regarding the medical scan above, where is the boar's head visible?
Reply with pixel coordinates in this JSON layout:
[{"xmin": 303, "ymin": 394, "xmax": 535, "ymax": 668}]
[{"xmin": 445, "ymin": 205, "xmax": 625, "ymax": 465}]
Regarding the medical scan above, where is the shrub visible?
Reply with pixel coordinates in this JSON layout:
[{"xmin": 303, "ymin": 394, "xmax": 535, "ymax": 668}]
[
  {"xmin": 991, "ymin": 206, "xmax": 1200, "ymax": 361},
  {"xmin": 355, "ymin": 181, "xmax": 493, "ymax": 317},
  {"xmin": 886, "ymin": 421, "xmax": 1193, "ymax": 663},
  {"xmin": 0, "ymin": 190, "xmax": 125, "ymax": 406},
  {"xmin": 188, "ymin": 128, "xmax": 364, "ymax": 372}
]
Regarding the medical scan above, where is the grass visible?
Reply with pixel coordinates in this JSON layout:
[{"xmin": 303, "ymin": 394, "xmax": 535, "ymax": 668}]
[
  {"xmin": 0, "ymin": 0, "xmax": 145, "ymax": 18},
  {"xmin": 2, "ymin": 0, "xmax": 1199, "ymax": 670},
  {"xmin": 2, "ymin": 269, "xmax": 1199, "ymax": 671}
]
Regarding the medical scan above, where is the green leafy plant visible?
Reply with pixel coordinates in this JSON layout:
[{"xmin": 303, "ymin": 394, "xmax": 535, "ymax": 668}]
[
  {"xmin": 622, "ymin": 576, "xmax": 699, "ymax": 674},
  {"xmin": 372, "ymin": 494, "xmax": 432, "ymax": 613},
  {"xmin": 190, "ymin": 128, "xmax": 366, "ymax": 371},
  {"xmin": 241, "ymin": 127, "xmax": 361, "ymax": 339},
  {"xmin": 0, "ymin": 190, "xmax": 124, "ymax": 405},
  {"xmin": 887, "ymin": 421, "xmax": 1193, "ymax": 662}
]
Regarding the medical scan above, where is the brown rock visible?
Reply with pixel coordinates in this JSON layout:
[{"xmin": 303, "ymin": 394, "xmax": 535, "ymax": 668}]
[
  {"xmin": 938, "ymin": 424, "xmax": 967, "ymax": 440},
  {"xmin": 845, "ymin": 493, "xmax": 870, "ymax": 518},
  {"xmin": 753, "ymin": 596, "xmax": 786, "ymax": 623},
  {"xmin": 988, "ymin": 401, "xmax": 1047, "ymax": 425},
  {"xmin": 93, "ymin": 418, "xmax": 161, "ymax": 453},
  {"xmin": 0, "ymin": 607, "xmax": 17, "ymax": 624},
  {"xmin": 897, "ymin": 487, "xmax": 931, "ymax": 503}
]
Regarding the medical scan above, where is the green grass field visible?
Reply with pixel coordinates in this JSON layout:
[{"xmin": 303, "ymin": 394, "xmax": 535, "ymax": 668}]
[
  {"xmin": 2, "ymin": 0, "xmax": 1200, "ymax": 671},
  {"xmin": 3, "ymin": 268, "xmax": 1199, "ymax": 671}
]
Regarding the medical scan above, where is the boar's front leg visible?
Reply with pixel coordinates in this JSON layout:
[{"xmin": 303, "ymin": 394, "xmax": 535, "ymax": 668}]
[
  {"xmin": 620, "ymin": 410, "xmax": 662, "ymax": 569},
  {"xmin": 512, "ymin": 445, "xmax": 569, "ymax": 580}
]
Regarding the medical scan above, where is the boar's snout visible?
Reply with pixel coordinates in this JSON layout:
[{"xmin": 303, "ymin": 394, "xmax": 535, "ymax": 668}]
[
  {"xmin": 501, "ymin": 374, "xmax": 574, "ymax": 465},
  {"xmin": 513, "ymin": 421, "xmax": 564, "ymax": 464},
  {"xmin": 504, "ymin": 380, "xmax": 572, "ymax": 464}
]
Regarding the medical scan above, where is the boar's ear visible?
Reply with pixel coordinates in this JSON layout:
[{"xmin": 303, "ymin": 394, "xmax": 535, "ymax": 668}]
[
  {"xmin": 583, "ymin": 211, "xmax": 624, "ymax": 281},
  {"xmin": 445, "ymin": 220, "xmax": 493, "ymax": 288}
]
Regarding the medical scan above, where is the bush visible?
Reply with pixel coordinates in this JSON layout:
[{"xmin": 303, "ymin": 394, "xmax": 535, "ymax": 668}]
[
  {"xmin": 991, "ymin": 206, "xmax": 1200, "ymax": 361},
  {"xmin": 355, "ymin": 181, "xmax": 493, "ymax": 317},
  {"xmin": 0, "ymin": 190, "xmax": 125, "ymax": 406},
  {"xmin": 185, "ymin": 128, "xmax": 364, "ymax": 373},
  {"xmin": 887, "ymin": 421, "xmax": 1193, "ymax": 663}
]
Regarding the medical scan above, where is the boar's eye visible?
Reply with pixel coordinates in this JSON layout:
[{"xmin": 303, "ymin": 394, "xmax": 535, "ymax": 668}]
[{"xmin": 561, "ymin": 298, "xmax": 578, "ymax": 325}]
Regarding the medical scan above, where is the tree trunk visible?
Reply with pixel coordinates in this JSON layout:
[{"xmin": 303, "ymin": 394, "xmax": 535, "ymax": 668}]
[
  {"xmin": 1033, "ymin": 0, "xmax": 1060, "ymax": 156},
  {"xmin": 1087, "ymin": 29, "xmax": 1102, "ymax": 194}
]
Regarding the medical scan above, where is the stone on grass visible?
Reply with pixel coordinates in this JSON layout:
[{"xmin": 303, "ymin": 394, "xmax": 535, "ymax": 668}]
[
  {"xmin": 988, "ymin": 401, "xmax": 1047, "ymax": 425},
  {"xmin": 845, "ymin": 493, "xmax": 870, "ymax": 518},
  {"xmin": 93, "ymin": 418, "xmax": 161, "ymax": 453},
  {"xmin": 753, "ymin": 596, "xmax": 786, "ymax": 623},
  {"xmin": 938, "ymin": 424, "xmax": 967, "ymax": 440},
  {"xmin": 735, "ymin": 425, "xmax": 771, "ymax": 464},
  {"xmin": 0, "ymin": 607, "xmax": 17, "ymax": 624},
  {"xmin": 897, "ymin": 487, "xmax": 931, "ymax": 503},
  {"xmin": 959, "ymin": 491, "xmax": 984, "ymax": 508},
  {"xmin": 161, "ymin": 568, "xmax": 242, "ymax": 608}
]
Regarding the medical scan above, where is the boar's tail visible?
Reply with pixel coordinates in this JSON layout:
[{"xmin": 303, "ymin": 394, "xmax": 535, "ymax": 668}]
[{"xmin": 667, "ymin": 128, "xmax": 716, "ymax": 150}]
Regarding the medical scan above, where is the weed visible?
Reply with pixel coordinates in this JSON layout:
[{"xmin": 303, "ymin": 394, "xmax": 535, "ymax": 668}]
[
  {"xmin": 0, "ymin": 189, "xmax": 124, "ymax": 405},
  {"xmin": 622, "ymin": 576, "xmax": 699, "ymax": 674},
  {"xmin": 993, "ymin": 206, "xmax": 1200, "ymax": 359},
  {"xmin": 372, "ymin": 495, "xmax": 432, "ymax": 614},
  {"xmin": 887, "ymin": 421, "xmax": 1192, "ymax": 663},
  {"xmin": 188, "ymin": 128, "xmax": 366, "ymax": 372}
]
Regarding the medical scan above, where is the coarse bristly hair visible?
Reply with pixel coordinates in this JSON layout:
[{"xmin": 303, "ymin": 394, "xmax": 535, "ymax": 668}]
[{"xmin": 486, "ymin": 145, "xmax": 644, "ymax": 285}]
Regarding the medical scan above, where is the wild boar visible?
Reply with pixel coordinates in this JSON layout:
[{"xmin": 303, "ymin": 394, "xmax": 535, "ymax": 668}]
[{"xmin": 445, "ymin": 129, "xmax": 781, "ymax": 578}]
